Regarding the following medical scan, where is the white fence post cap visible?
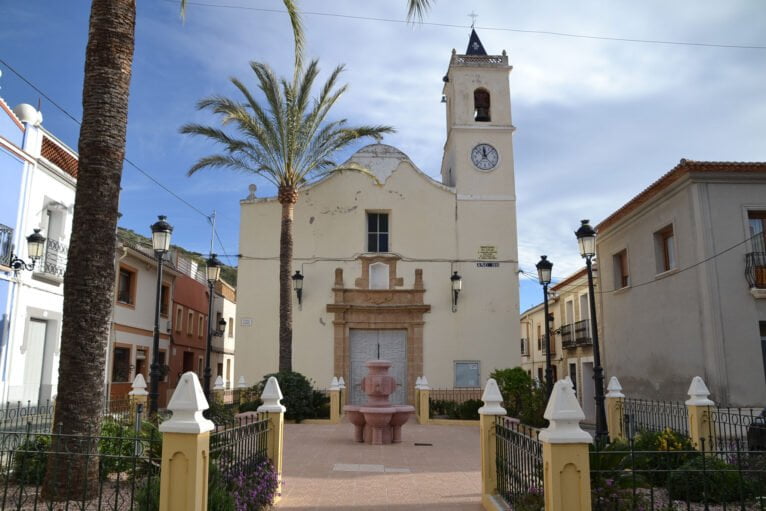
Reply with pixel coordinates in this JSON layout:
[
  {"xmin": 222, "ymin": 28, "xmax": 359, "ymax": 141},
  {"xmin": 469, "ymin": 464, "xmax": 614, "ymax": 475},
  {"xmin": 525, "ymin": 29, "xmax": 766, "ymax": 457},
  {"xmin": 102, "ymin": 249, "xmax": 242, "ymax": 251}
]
[
  {"xmin": 159, "ymin": 372, "xmax": 214, "ymax": 434},
  {"xmin": 257, "ymin": 376, "xmax": 286, "ymax": 413},
  {"xmin": 330, "ymin": 376, "xmax": 340, "ymax": 391},
  {"xmin": 539, "ymin": 380, "xmax": 592, "ymax": 444},
  {"xmin": 338, "ymin": 376, "xmax": 346, "ymax": 389},
  {"xmin": 606, "ymin": 376, "xmax": 625, "ymax": 398},
  {"xmin": 478, "ymin": 378, "xmax": 507, "ymax": 416},
  {"xmin": 129, "ymin": 373, "xmax": 148, "ymax": 397},
  {"xmin": 419, "ymin": 376, "xmax": 430, "ymax": 390},
  {"xmin": 415, "ymin": 376, "xmax": 423, "ymax": 389},
  {"xmin": 213, "ymin": 375, "xmax": 224, "ymax": 391},
  {"xmin": 237, "ymin": 376, "xmax": 247, "ymax": 389},
  {"xmin": 685, "ymin": 376, "xmax": 715, "ymax": 406}
]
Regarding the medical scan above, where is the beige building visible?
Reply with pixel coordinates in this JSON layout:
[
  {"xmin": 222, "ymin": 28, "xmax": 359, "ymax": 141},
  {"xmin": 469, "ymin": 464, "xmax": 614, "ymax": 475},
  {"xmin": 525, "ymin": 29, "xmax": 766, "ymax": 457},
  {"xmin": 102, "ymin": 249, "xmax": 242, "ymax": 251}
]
[
  {"xmin": 596, "ymin": 160, "xmax": 766, "ymax": 406},
  {"xmin": 237, "ymin": 30, "xmax": 520, "ymax": 404},
  {"xmin": 519, "ymin": 299, "xmax": 561, "ymax": 384}
]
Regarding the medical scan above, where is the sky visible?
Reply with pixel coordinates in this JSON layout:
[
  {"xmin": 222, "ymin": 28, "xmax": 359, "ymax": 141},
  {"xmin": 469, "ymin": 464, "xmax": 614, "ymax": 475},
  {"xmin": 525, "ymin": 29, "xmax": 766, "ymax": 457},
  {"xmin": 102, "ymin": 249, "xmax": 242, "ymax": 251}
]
[{"xmin": 1, "ymin": 1, "xmax": 765, "ymax": 312}]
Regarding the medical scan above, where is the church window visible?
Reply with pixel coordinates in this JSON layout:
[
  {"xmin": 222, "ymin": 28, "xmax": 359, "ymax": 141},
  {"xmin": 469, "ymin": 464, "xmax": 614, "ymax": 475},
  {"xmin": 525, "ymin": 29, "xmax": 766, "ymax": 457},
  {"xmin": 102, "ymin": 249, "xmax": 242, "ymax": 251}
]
[
  {"xmin": 367, "ymin": 212, "xmax": 389, "ymax": 253},
  {"xmin": 474, "ymin": 88, "xmax": 491, "ymax": 122}
]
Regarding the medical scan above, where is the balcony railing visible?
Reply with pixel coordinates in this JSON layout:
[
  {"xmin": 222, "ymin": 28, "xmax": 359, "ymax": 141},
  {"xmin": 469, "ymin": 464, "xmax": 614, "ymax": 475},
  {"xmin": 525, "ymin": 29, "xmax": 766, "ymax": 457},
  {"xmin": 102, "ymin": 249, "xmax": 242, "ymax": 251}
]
[
  {"xmin": 746, "ymin": 252, "xmax": 766, "ymax": 289},
  {"xmin": 560, "ymin": 323, "xmax": 574, "ymax": 347},
  {"xmin": 0, "ymin": 224, "xmax": 13, "ymax": 268},
  {"xmin": 38, "ymin": 239, "xmax": 68, "ymax": 280},
  {"xmin": 574, "ymin": 319, "xmax": 593, "ymax": 346}
]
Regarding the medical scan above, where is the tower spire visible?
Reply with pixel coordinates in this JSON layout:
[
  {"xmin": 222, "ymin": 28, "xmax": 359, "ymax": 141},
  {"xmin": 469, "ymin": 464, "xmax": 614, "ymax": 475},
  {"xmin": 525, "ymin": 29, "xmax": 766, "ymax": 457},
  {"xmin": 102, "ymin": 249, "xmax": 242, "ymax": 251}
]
[{"xmin": 465, "ymin": 28, "xmax": 487, "ymax": 56}]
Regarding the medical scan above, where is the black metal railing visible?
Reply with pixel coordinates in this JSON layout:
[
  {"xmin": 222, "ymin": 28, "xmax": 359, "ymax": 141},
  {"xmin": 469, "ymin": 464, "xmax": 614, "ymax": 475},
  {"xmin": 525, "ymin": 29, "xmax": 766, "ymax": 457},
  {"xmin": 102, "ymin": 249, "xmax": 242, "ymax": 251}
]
[
  {"xmin": 39, "ymin": 239, "xmax": 68, "ymax": 278},
  {"xmin": 708, "ymin": 406, "xmax": 766, "ymax": 452},
  {"xmin": 0, "ymin": 414, "xmax": 161, "ymax": 510},
  {"xmin": 0, "ymin": 224, "xmax": 12, "ymax": 268},
  {"xmin": 591, "ymin": 436, "xmax": 766, "ymax": 510},
  {"xmin": 560, "ymin": 323, "xmax": 574, "ymax": 346},
  {"xmin": 495, "ymin": 417, "xmax": 544, "ymax": 508},
  {"xmin": 210, "ymin": 413, "xmax": 270, "ymax": 479},
  {"xmin": 429, "ymin": 388, "xmax": 483, "ymax": 420},
  {"xmin": 574, "ymin": 319, "xmax": 592, "ymax": 345},
  {"xmin": 0, "ymin": 401, "xmax": 55, "ymax": 434},
  {"xmin": 745, "ymin": 251, "xmax": 766, "ymax": 289},
  {"xmin": 620, "ymin": 398, "xmax": 689, "ymax": 437}
]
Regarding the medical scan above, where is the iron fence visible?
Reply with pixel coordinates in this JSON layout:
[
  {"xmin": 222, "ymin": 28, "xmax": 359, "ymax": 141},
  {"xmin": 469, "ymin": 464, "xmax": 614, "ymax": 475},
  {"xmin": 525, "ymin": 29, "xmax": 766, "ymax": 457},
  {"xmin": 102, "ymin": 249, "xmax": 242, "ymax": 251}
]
[
  {"xmin": 591, "ymin": 436, "xmax": 766, "ymax": 510},
  {"xmin": 620, "ymin": 398, "xmax": 689, "ymax": 437},
  {"xmin": 745, "ymin": 251, "xmax": 766, "ymax": 289},
  {"xmin": 210, "ymin": 414, "xmax": 270, "ymax": 478},
  {"xmin": 0, "ymin": 415, "xmax": 161, "ymax": 510},
  {"xmin": 574, "ymin": 319, "xmax": 593, "ymax": 345},
  {"xmin": 0, "ymin": 401, "xmax": 55, "ymax": 434},
  {"xmin": 495, "ymin": 416, "xmax": 544, "ymax": 507},
  {"xmin": 561, "ymin": 323, "xmax": 574, "ymax": 347},
  {"xmin": 429, "ymin": 388, "xmax": 482, "ymax": 404},
  {"xmin": 708, "ymin": 406, "xmax": 766, "ymax": 452}
]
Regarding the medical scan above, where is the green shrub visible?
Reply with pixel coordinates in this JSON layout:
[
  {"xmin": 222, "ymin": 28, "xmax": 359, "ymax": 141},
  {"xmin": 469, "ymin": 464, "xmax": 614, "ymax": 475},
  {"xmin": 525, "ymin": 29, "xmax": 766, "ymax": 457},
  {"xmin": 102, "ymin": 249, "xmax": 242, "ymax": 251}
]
[
  {"xmin": 12, "ymin": 435, "xmax": 50, "ymax": 484},
  {"xmin": 456, "ymin": 399, "xmax": 482, "ymax": 420},
  {"xmin": 490, "ymin": 367, "xmax": 547, "ymax": 427},
  {"xmin": 667, "ymin": 455, "xmax": 754, "ymax": 503},
  {"xmin": 631, "ymin": 428, "xmax": 694, "ymax": 486},
  {"xmin": 429, "ymin": 399, "xmax": 458, "ymax": 418},
  {"xmin": 257, "ymin": 371, "xmax": 315, "ymax": 422},
  {"xmin": 311, "ymin": 390, "xmax": 330, "ymax": 419},
  {"xmin": 99, "ymin": 418, "xmax": 137, "ymax": 477},
  {"xmin": 205, "ymin": 400, "xmax": 237, "ymax": 426},
  {"xmin": 239, "ymin": 398, "xmax": 262, "ymax": 413}
]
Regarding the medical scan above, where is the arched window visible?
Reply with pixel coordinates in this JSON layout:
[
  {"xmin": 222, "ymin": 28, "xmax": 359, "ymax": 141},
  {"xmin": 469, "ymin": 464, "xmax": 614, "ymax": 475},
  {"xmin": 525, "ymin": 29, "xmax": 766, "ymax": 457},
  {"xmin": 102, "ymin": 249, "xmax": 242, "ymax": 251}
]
[{"xmin": 474, "ymin": 88, "xmax": 491, "ymax": 122}]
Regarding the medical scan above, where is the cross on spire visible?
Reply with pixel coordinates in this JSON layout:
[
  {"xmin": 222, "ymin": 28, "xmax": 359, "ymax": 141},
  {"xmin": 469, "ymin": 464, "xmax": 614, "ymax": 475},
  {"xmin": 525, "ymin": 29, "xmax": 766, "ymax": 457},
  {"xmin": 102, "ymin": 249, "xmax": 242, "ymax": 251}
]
[{"xmin": 468, "ymin": 11, "xmax": 478, "ymax": 28}]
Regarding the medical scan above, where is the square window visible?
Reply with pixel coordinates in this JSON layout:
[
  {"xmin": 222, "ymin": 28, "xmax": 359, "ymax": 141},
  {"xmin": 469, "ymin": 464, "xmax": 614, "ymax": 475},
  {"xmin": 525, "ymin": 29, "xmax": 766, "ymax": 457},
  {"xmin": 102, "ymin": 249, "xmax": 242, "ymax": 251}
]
[
  {"xmin": 366, "ymin": 212, "xmax": 389, "ymax": 253},
  {"xmin": 613, "ymin": 250, "xmax": 630, "ymax": 289},
  {"xmin": 112, "ymin": 347, "xmax": 131, "ymax": 383},
  {"xmin": 454, "ymin": 361, "xmax": 480, "ymax": 388},
  {"xmin": 654, "ymin": 225, "xmax": 676, "ymax": 273}
]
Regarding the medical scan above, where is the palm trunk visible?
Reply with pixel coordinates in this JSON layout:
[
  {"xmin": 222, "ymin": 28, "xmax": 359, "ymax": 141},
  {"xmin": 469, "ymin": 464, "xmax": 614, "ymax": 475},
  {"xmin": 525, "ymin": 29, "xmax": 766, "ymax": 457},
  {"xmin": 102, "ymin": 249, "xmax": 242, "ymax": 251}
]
[
  {"xmin": 278, "ymin": 187, "xmax": 297, "ymax": 372},
  {"xmin": 42, "ymin": 0, "xmax": 135, "ymax": 500}
]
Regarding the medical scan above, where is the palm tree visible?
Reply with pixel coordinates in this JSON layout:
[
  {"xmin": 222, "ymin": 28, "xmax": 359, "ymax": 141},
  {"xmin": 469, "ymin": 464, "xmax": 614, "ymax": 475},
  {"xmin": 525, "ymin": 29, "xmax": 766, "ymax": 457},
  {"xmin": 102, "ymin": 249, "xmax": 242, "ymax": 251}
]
[
  {"xmin": 181, "ymin": 59, "xmax": 394, "ymax": 372},
  {"xmin": 42, "ymin": 0, "xmax": 302, "ymax": 500},
  {"xmin": 406, "ymin": 0, "xmax": 434, "ymax": 21}
]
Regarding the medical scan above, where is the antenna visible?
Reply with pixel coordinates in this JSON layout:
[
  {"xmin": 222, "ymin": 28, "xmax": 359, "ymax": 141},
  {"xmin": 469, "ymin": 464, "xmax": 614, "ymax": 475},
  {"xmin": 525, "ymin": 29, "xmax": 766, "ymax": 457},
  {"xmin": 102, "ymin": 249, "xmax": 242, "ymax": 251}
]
[{"xmin": 209, "ymin": 210, "xmax": 216, "ymax": 256}]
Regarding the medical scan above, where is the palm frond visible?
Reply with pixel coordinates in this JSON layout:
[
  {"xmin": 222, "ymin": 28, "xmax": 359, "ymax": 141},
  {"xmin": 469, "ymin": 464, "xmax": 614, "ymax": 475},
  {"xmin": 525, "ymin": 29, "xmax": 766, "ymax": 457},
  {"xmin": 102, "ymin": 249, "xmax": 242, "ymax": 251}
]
[{"xmin": 406, "ymin": 0, "xmax": 434, "ymax": 22}]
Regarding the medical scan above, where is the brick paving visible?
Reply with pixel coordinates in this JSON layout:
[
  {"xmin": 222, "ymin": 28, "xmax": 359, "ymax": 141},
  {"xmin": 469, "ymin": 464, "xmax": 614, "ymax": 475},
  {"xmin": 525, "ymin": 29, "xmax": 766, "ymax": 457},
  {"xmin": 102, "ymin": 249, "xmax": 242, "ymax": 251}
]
[{"xmin": 278, "ymin": 419, "xmax": 484, "ymax": 510}]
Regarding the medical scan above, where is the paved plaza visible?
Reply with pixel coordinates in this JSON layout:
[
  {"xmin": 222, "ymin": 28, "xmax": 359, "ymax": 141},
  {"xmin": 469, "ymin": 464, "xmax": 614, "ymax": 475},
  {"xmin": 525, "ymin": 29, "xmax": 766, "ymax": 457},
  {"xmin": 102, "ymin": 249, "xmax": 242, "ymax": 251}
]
[{"xmin": 278, "ymin": 420, "xmax": 484, "ymax": 510}]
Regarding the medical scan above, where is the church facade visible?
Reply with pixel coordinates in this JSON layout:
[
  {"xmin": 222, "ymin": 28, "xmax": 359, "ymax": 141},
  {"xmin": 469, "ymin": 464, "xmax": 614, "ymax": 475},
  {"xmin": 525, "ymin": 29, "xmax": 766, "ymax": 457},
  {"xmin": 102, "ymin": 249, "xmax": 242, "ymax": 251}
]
[{"xmin": 236, "ymin": 31, "xmax": 520, "ymax": 404}]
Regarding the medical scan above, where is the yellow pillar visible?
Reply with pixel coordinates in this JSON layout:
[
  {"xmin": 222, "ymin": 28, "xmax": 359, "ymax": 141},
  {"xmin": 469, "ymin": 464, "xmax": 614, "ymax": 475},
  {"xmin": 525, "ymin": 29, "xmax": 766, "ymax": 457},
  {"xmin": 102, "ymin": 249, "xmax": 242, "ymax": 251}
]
[
  {"xmin": 540, "ymin": 380, "xmax": 593, "ymax": 511},
  {"xmin": 418, "ymin": 387, "xmax": 430, "ymax": 425},
  {"xmin": 478, "ymin": 378, "xmax": 506, "ymax": 510},
  {"xmin": 258, "ymin": 376, "xmax": 287, "ymax": 502},
  {"xmin": 685, "ymin": 376, "xmax": 715, "ymax": 450},
  {"xmin": 159, "ymin": 372, "xmax": 215, "ymax": 511},
  {"xmin": 605, "ymin": 376, "xmax": 625, "ymax": 442},
  {"xmin": 330, "ymin": 389, "xmax": 341, "ymax": 423}
]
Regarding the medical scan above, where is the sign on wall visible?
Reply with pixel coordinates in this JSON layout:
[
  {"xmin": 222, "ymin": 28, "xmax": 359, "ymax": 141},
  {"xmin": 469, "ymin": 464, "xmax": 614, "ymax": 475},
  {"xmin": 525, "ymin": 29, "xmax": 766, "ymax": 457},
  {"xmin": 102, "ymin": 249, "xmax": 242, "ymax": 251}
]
[{"xmin": 477, "ymin": 245, "xmax": 499, "ymax": 267}]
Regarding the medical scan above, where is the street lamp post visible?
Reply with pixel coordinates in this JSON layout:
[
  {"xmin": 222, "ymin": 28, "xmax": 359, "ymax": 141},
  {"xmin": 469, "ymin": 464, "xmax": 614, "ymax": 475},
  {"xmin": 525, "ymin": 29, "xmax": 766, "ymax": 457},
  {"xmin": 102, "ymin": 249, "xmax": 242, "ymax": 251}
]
[
  {"xmin": 575, "ymin": 219, "xmax": 608, "ymax": 444},
  {"xmin": 204, "ymin": 253, "xmax": 222, "ymax": 400},
  {"xmin": 149, "ymin": 215, "xmax": 173, "ymax": 417},
  {"xmin": 9, "ymin": 229, "xmax": 46, "ymax": 273},
  {"xmin": 535, "ymin": 255, "xmax": 554, "ymax": 397}
]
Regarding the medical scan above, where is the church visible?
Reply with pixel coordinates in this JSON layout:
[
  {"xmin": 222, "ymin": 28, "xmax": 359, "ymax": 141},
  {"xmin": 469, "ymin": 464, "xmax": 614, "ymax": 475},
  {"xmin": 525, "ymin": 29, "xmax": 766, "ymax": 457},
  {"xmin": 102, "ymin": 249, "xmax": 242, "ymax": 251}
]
[{"xmin": 236, "ymin": 30, "xmax": 521, "ymax": 404}]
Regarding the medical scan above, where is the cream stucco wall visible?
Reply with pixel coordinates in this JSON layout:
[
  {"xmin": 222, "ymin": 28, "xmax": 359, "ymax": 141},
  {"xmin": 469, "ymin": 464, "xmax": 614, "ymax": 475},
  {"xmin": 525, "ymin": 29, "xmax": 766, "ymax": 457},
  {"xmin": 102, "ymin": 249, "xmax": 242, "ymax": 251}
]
[{"xmin": 238, "ymin": 152, "xmax": 520, "ymax": 392}]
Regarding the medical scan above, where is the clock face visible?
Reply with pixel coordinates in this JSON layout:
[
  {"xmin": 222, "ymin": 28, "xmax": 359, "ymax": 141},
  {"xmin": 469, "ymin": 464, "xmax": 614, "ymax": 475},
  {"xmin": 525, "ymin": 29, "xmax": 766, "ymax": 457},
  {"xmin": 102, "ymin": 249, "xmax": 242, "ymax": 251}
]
[{"xmin": 471, "ymin": 143, "xmax": 499, "ymax": 171}]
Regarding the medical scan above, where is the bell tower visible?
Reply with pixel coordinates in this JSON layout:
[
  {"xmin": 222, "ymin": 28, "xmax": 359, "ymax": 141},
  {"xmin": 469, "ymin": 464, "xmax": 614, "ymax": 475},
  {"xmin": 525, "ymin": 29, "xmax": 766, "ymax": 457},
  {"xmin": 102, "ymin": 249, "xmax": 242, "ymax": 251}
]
[{"xmin": 440, "ymin": 29, "xmax": 515, "ymax": 198}]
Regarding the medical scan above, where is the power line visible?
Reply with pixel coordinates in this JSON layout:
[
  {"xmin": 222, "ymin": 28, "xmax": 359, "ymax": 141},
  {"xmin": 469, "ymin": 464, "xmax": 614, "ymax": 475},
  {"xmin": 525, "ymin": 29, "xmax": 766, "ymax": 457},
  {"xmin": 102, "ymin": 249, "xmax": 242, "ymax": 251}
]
[
  {"xmin": 0, "ymin": 57, "xmax": 238, "ymax": 261},
  {"xmin": 173, "ymin": 0, "xmax": 766, "ymax": 50}
]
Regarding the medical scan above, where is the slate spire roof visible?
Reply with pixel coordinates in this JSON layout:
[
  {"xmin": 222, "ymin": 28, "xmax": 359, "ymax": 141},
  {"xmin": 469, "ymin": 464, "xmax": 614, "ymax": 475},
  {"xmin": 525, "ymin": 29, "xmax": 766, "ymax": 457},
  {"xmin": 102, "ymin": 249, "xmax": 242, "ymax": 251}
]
[{"xmin": 465, "ymin": 29, "xmax": 487, "ymax": 55}]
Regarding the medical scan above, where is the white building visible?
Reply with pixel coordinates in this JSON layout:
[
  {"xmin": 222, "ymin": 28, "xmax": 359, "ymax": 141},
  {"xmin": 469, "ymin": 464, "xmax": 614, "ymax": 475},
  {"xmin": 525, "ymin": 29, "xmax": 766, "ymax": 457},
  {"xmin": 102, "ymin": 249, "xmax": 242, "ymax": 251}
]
[
  {"xmin": 211, "ymin": 279, "xmax": 236, "ymax": 388},
  {"xmin": 236, "ymin": 30, "xmax": 520, "ymax": 404},
  {"xmin": 596, "ymin": 160, "xmax": 766, "ymax": 406},
  {"xmin": 0, "ymin": 102, "xmax": 76, "ymax": 404}
]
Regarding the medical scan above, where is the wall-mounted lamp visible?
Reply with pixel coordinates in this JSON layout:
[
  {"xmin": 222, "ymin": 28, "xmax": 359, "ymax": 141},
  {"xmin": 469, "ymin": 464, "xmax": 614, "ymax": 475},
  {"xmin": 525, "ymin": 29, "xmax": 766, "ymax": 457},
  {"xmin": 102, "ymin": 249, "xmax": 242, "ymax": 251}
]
[
  {"xmin": 214, "ymin": 317, "xmax": 227, "ymax": 337},
  {"xmin": 450, "ymin": 271, "xmax": 462, "ymax": 312},
  {"xmin": 440, "ymin": 95, "xmax": 447, "ymax": 103},
  {"xmin": 292, "ymin": 270, "xmax": 304, "ymax": 308},
  {"xmin": 9, "ymin": 229, "xmax": 46, "ymax": 273}
]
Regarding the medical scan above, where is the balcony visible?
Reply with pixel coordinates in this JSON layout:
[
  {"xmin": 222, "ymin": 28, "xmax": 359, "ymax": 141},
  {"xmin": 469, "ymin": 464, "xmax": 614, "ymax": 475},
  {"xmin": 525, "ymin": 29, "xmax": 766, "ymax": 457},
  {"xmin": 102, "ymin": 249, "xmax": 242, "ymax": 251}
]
[
  {"xmin": 575, "ymin": 319, "xmax": 593, "ymax": 346},
  {"xmin": 0, "ymin": 224, "xmax": 12, "ymax": 268},
  {"xmin": 746, "ymin": 252, "xmax": 766, "ymax": 297},
  {"xmin": 560, "ymin": 323, "xmax": 575, "ymax": 349},
  {"xmin": 34, "ymin": 239, "xmax": 68, "ymax": 283}
]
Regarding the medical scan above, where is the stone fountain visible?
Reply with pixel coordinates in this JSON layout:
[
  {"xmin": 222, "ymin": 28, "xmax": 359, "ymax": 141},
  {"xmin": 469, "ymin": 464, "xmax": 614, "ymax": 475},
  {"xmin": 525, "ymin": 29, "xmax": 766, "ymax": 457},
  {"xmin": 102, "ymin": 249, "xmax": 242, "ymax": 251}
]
[{"xmin": 343, "ymin": 360, "xmax": 415, "ymax": 445}]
